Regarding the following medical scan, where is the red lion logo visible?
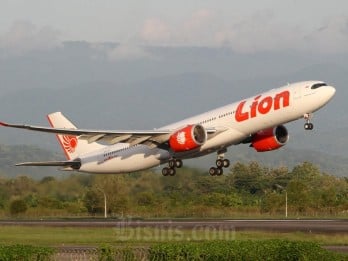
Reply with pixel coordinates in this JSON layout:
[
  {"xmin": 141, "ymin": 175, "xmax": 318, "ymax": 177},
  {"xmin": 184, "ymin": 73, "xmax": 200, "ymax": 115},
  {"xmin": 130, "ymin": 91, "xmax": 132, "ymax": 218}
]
[{"xmin": 62, "ymin": 135, "xmax": 78, "ymax": 153}]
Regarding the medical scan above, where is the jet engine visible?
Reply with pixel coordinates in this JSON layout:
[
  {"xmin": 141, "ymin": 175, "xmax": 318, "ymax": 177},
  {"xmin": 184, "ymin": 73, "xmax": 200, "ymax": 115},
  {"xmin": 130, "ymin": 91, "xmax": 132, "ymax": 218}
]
[
  {"xmin": 251, "ymin": 125, "xmax": 289, "ymax": 152},
  {"xmin": 169, "ymin": 124, "xmax": 207, "ymax": 152}
]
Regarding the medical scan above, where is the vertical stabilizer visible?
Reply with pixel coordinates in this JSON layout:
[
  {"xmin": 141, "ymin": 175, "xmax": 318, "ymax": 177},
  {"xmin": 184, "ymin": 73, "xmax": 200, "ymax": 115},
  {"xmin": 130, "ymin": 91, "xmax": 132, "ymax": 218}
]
[{"xmin": 47, "ymin": 112, "xmax": 105, "ymax": 160}]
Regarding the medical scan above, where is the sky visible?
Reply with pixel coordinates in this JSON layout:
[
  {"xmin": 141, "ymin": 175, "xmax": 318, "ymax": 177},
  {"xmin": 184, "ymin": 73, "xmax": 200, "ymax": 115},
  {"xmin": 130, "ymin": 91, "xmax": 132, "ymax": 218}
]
[
  {"xmin": 0, "ymin": 0, "xmax": 347, "ymax": 160},
  {"xmin": 1, "ymin": 0, "xmax": 348, "ymax": 54}
]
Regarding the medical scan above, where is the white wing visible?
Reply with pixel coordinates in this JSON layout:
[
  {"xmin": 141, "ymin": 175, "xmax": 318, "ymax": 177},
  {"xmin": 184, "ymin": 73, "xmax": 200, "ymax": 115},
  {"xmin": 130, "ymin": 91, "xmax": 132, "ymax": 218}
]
[{"xmin": 0, "ymin": 121, "xmax": 217, "ymax": 147}]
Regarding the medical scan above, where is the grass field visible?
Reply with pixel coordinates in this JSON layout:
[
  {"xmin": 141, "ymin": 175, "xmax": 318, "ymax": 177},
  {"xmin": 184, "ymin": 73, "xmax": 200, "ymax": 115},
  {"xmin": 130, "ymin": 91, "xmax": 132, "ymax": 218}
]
[{"xmin": 0, "ymin": 226, "xmax": 347, "ymax": 246}]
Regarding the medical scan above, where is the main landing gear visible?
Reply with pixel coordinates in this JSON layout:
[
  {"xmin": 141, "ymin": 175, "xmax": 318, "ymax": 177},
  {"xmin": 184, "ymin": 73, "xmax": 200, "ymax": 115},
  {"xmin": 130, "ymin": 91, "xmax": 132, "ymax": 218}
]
[
  {"xmin": 161, "ymin": 151, "xmax": 230, "ymax": 177},
  {"xmin": 162, "ymin": 158, "xmax": 183, "ymax": 176},
  {"xmin": 209, "ymin": 150, "xmax": 230, "ymax": 176},
  {"xmin": 304, "ymin": 113, "xmax": 314, "ymax": 130}
]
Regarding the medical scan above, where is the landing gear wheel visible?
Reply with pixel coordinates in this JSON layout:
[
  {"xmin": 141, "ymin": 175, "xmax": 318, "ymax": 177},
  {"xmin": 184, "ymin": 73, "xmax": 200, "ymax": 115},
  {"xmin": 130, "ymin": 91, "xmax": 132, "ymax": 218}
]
[
  {"xmin": 169, "ymin": 168, "xmax": 176, "ymax": 176},
  {"xmin": 163, "ymin": 159, "xmax": 182, "ymax": 176},
  {"xmin": 216, "ymin": 159, "xmax": 224, "ymax": 168},
  {"xmin": 162, "ymin": 167, "xmax": 170, "ymax": 176},
  {"xmin": 303, "ymin": 113, "xmax": 314, "ymax": 130},
  {"xmin": 223, "ymin": 159, "xmax": 230, "ymax": 168},
  {"xmin": 169, "ymin": 159, "xmax": 183, "ymax": 168},
  {"xmin": 175, "ymin": 159, "xmax": 183, "ymax": 168},
  {"xmin": 209, "ymin": 167, "xmax": 217, "ymax": 176},
  {"xmin": 168, "ymin": 159, "xmax": 176, "ymax": 168},
  {"xmin": 304, "ymin": 123, "xmax": 314, "ymax": 130},
  {"xmin": 209, "ymin": 167, "xmax": 223, "ymax": 176},
  {"xmin": 210, "ymin": 150, "xmax": 230, "ymax": 176}
]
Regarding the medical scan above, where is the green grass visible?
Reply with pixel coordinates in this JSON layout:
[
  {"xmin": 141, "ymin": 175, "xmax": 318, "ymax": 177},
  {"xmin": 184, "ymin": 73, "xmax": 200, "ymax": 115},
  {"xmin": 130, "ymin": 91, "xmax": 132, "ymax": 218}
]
[
  {"xmin": 0, "ymin": 226, "xmax": 118, "ymax": 246},
  {"xmin": 0, "ymin": 226, "xmax": 347, "ymax": 246},
  {"xmin": 236, "ymin": 231, "xmax": 348, "ymax": 245}
]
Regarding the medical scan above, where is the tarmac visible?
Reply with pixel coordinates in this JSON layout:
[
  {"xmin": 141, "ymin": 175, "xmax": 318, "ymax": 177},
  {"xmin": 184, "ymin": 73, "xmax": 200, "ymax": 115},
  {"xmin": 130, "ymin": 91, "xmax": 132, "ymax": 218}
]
[{"xmin": 0, "ymin": 219, "xmax": 347, "ymax": 233}]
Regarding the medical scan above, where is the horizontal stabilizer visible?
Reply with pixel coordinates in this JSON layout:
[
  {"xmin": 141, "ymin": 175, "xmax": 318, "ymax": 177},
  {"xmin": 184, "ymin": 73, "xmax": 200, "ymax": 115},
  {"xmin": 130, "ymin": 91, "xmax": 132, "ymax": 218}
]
[{"xmin": 15, "ymin": 160, "xmax": 81, "ymax": 169}]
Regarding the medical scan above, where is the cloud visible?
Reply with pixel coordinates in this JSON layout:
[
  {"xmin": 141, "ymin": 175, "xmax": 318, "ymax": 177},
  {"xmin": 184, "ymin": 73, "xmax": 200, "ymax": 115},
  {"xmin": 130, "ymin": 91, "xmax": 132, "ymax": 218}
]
[
  {"xmin": 108, "ymin": 44, "xmax": 153, "ymax": 61},
  {"xmin": 216, "ymin": 12, "xmax": 348, "ymax": 53},
  {"xmin": 185, "ymin": 9, "xmax": 214, "ymax": 30},
  {"xmin": 214, "ymin": 11, "xmax": 304, "ymax": 52},
  {"xmin": 139, "ymin": 9, "xmax": 217, "ymax": 46},
  {"xmin": 137, "ymin": 9, "xmax": 348, "ymax": 54},
  {"xmin": 140, "ymin": 18, "xmax": 171, "ymax": 43},
  {"xmin": 180, "ymin": 9, "xmax": 215, "ymax": 45},
  {"xmin": 0, "ymin": 21, "xmax": 61, "ymax": 56},
  {"xmin": 302, "ymin": 16, "xmax": 348, "ymax": 53}
]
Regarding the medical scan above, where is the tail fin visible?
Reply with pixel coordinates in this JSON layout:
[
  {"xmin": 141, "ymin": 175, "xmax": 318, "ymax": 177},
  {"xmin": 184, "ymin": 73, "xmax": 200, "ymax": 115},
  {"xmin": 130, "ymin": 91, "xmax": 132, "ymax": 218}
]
[{"xmin": 47, "ymin": 112, "xmax": 105, "ymax": 160}]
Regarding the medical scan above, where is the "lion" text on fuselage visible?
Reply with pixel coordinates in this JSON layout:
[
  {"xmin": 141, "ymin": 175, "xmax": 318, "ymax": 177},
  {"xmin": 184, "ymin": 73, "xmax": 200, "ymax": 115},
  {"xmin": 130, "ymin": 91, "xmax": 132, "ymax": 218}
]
[{"xmin": 235, "ymin": 90, "xmax": 290, "ymax": 122}]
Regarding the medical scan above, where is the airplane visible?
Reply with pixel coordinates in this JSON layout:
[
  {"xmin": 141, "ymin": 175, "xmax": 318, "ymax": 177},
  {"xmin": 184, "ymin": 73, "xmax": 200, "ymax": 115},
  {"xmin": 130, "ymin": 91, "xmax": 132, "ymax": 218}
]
[{"xmin": 0, "ymin": 80, "xmax": 335, "ymax": 176}]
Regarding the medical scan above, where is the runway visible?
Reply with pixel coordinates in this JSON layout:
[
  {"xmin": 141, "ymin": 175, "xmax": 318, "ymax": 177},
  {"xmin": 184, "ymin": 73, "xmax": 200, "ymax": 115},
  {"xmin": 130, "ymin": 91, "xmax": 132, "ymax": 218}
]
[{"xmin": 0, "ymin": 219, "xmax": 347, "ymax": 233}]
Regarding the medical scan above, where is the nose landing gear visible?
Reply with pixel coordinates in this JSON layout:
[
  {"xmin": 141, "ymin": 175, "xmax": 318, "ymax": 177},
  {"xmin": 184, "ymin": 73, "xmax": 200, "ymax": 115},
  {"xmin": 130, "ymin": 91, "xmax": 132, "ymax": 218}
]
[{"xmin": 304, "ymin": 113, "xmax": 314, "ymax": 130}]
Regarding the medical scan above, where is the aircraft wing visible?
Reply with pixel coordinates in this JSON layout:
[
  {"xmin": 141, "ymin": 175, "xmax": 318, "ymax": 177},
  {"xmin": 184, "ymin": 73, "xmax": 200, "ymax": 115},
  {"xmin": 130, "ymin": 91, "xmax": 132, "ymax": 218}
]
[{"xmin": 0, "ymin": 121, "xmax": 218, "ymax": 148}]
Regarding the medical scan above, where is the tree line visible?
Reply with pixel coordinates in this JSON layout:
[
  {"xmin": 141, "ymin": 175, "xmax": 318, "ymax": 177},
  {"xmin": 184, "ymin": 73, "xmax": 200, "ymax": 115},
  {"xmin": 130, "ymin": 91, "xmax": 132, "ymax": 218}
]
[{"xmin": 0, "ymin": 161, "xmax": 347, "ymax": 218}]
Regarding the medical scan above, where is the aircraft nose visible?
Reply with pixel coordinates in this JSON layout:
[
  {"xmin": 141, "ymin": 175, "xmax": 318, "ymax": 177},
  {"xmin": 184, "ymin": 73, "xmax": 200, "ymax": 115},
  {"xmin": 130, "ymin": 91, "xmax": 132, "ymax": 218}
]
[{"xmin": 326, "ymin": 86, "xmax": 336, "ymax": 99}]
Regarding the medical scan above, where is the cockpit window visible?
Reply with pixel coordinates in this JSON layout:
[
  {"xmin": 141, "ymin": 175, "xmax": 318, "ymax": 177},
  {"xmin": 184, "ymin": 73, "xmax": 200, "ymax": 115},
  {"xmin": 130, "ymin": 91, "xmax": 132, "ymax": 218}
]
[{"xmin": 311, "ymin": 83, "xmax": 327, "ymax": 89}]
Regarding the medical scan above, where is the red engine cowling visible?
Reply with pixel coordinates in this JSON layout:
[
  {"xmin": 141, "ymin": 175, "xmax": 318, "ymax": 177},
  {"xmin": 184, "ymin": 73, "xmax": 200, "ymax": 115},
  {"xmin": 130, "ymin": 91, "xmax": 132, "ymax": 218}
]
[
  {"xmin": 251, "ymin": 125, "xmax": 289, "ymax": 152},
  {"xmin": 169, "ymin": 124, "xmax": 207, "ymax": 152}
]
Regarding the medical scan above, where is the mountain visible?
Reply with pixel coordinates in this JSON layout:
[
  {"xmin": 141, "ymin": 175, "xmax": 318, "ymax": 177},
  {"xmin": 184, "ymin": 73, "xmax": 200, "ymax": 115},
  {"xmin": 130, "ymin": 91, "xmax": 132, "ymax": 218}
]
[
  {"xmin": 0, "ymin": 144, "xmax": 64, "ymax": 179},
  {"xmin": 0, "ymin": 143, "xmax": 347, "ymax": 179},
  {"xmin": 0, "ymin": 71, "xmax": 345, "ymax": 156},
  {"xmin": 187, "ymin": 146, "xmax": 348, "ymax": 177},
  {"xmin": 4, "ymin": 42, "xmax": 346, "ymax": 94},
  {"xmin": 290, "ymin": 127, "xmax": 348, "ymax": 157}
]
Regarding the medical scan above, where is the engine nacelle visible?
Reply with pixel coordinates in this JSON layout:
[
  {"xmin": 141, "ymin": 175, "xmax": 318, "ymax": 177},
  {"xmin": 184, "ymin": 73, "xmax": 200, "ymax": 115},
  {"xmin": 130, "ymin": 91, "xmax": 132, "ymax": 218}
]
[
  {"xmin": 169, "ymin": 124, "xmax": 207, "ymax": 152},
  {"xmin": 251, "ymin": 125, "xmax": 289, "ymax": 152}
]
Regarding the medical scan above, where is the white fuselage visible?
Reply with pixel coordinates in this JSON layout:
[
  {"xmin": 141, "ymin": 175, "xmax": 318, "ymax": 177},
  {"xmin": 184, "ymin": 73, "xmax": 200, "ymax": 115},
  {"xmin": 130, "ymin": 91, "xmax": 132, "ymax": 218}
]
[{"xmin": 78, "ymin": 81, "xmax": 335, "ymax": 173}]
